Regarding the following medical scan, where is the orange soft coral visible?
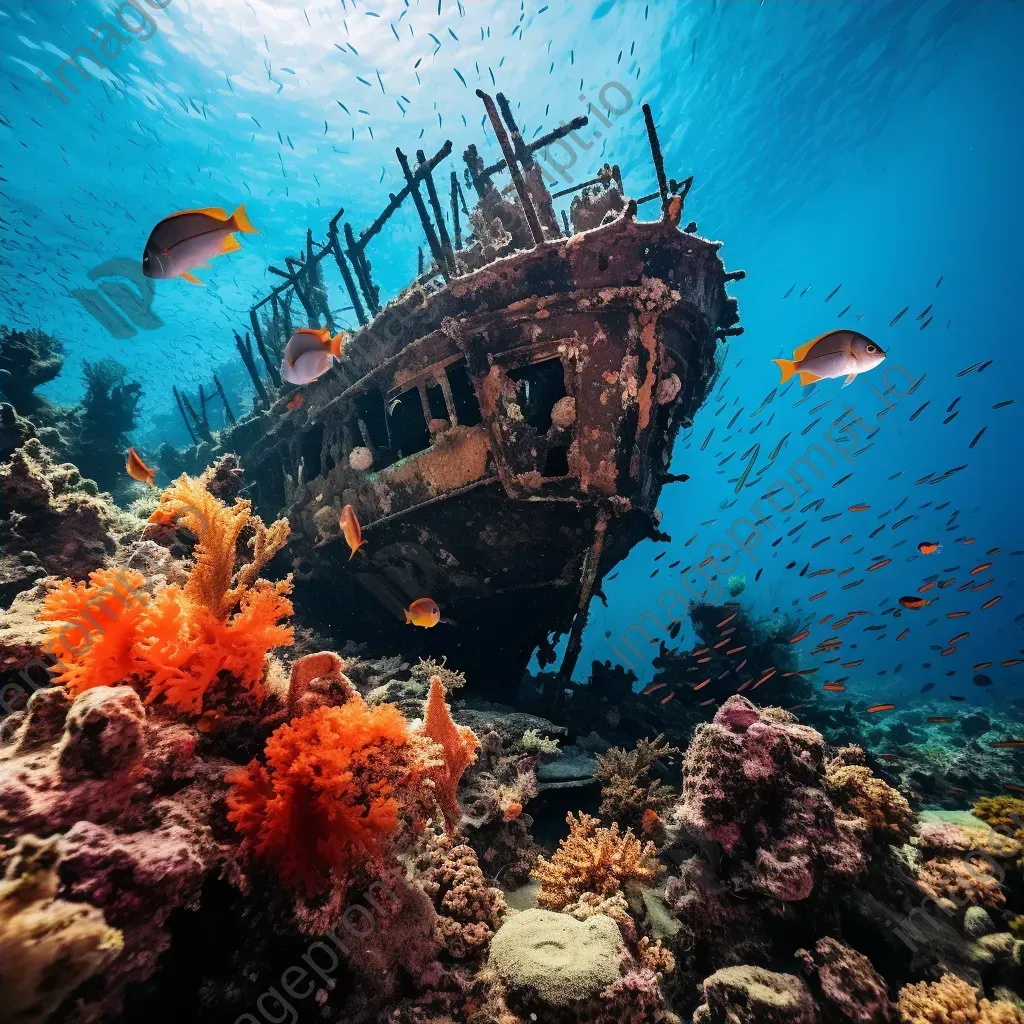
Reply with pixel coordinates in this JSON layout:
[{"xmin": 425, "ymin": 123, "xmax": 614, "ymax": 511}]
[
  {"xmin": 533, "ymin": 812, "xmax": 661, "ymax": 910},
  {"xmin": 421, "ymin": 675, "xmax": 478, "ymax": 827},
  {"xmin": 37, "ymin": 472, "xmax": 293, "ymax": 714},
  {"xmin": 226, "ymin": 695, "xmax": 420, "ymax": 895},
  {"xmin": 38, "ymin": 567, "xmax": 150, "ymax": 694}
]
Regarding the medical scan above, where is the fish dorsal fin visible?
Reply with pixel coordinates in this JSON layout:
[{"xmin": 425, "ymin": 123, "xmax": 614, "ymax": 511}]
[
  {"xmin": 167, "ymin": 207, "xmax": 229, "ymax": 221},
  {"xmin": 793, "ymin": 331, "xmax": 837, "ymax": 363},
  {"xmin": 218, "ymin": 234, "xmax": 242, "ymax": 254}
]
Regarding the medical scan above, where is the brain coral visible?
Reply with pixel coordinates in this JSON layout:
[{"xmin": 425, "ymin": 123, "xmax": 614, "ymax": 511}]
[{"xmin": 487, "ymin": 908, "xmax": 623, "ymax": 1006}]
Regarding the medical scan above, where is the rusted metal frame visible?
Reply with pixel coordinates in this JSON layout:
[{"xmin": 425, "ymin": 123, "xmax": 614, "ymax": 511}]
[
  {"xmin": 213, "ymin": 373, "xmax": 236, "ymax": 425},
  {"xmin": 280, "ymin": 257, "xmax": 321, "ymax": 327},
  {"xmin": 360, "ymin": 475, "xmax": 501, "ymax": 533},
  {"xmin": 182, "ymin": 390, "xmax": 212, "ymax": 443},
  {"xmin": 476, "ymin": 89, "xmax": 545, "ymax": 246},
  {"xmin": 396, "ymin": 147, "xmax": 451, "ymax": 284},
  {"xmin": 307, "ymin": 228, "xmax": 337, "ymax": 330},
  {"xmin": 234, "ymin": 330, "xmax": 272, "ymax": 408},
  {"xmin": 636, "ymin": 174, "xmax": 694, "ymax": 208},
  {"xmin": 172, "ymin": 385, "xmax": 199, "ymax": 445},
  {"xmin": 417, "ymin": 149, "xmax": 456, "ymax": 276},
  {"xmin": 438, "ymin": 371, "xmax": 458, "ymax": 426},
  {"xmin": 495, "ymin": 92, "xmax": 535, "ymax": 170},
  {"xmin": 344, "ymin": 221, "xmax": 381, "ymax": 315},
  {"xmin": 481, "ymin": 114, "xmax": 590, "ymax": 179},
  {"xmin": 557, "ymin": 509, "xmax": 610, "ymax": 683},
  {"xmin": 449, "ymin": 171, "xmax": 463, "ymax": 250},
  {"xmin": 416, "ymin": 383, "xmax": 433, "ymax": 424},
  {"xmin": 327, "ymin": 231, "xmax": 368, "ymax": 327},
  {"xmin": 247, "ymin": 307, "xmax": 282, "ymax": 387},
  {"xmin": 641, "ymin": 103, "xmax": 670, "ymax": 219}
]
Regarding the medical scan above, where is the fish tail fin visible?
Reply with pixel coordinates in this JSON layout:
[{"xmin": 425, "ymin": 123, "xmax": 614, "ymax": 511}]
[
  {"xmin": 773, "ymin": 357, "xmax": 797, "ymax": 383},
  {"xmin": 330, "ymin": 332, "xmax": 345, "ymax": 358},
  {"xmin": 230, "ymin": 204, "xmax": 258, "ymax": 234}
]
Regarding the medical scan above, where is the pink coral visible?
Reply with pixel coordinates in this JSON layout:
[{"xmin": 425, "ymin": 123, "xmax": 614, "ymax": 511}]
[
  {"xmin": 673, "ymin": 695, "xmax": 864, "ymax": 904},
  {"xmin": 797, "ymin": 937, "xmax": 894, "ymax": 1023}
]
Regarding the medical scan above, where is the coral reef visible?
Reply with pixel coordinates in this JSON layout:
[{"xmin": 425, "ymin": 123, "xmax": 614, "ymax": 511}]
[
  {"xmin": 796, "ymin": 937, "xmax": 894, "ymax": 1024},
  {"xmin": 0, "ymin": 326, "xmax": 65, "ymax": 419},
  {"xmin": 533, "ymin": 811, "xmax": 661, "ymax": 910},
  {"xmin": 824, "ymin": 752, "xmax": 914, "ymax": 847},
  {"xmin": 896, "ymin": 974, "xmax": 1024, "ymax": 1024},
  {"xmin": 692, "ymin": 965, "xmax": 819, "ymax": 1024},
  {"xmin": 0, "ymin": 834, "xmax": 123, "ymax": 1024},
  {"xmin": 422, "ymin": 675, "xmax": 479, "ymax": 827},
  {"xmin": 595, "ymin": 733, "xmax": 679, "ymax": 838},
  {"xmin": 0, "ymin": 439, "xmax": 120, "ymax": 599},
  {"xmin": 37, "ymin": 469, "xmax": 293, "ymax": 713}
]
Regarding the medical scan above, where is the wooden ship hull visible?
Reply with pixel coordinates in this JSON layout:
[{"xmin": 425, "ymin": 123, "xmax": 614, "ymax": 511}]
[{"xmin": 169, "ymin": 93, "xmax": 743, "ymax": 686}]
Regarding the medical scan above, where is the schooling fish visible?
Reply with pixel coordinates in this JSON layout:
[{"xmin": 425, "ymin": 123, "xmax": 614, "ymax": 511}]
[
  {"xmin": 142, "ymin": 204, "xmax": 257, "ymax": 285},
  {"xmin": 918, "ymin": 541, "xmax": 940, "ymax": 555},
  {"xmin": 125, "ymin": 447, "xmax": 156, "ymax": 485},
  {"xmin": 339, "ymin": 504, "xmax": 367, "ymax": 560},
  {"xmin": 281, "ymin": 327, "xmax": 346, "ymax": 386},
  {"xmin": 772, "ymin": 331, "xmax": 884, "ymax": 388},
  {"xmin": 405, "ymin": 597, "xmax": 440, "ymax": 628}
]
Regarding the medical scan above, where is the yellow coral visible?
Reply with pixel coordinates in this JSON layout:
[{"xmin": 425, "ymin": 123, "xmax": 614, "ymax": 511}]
[
  {"xmin": 825, "ymin": 760, "xmax": 913, "ymax": 844},
  {"xmin": 533, "ymin": 812, "xmax": 661, "ymax": 910},
  {"xmin": 897, "ymin": 974, "xmax": 1024, "ymax": 1024},
  {"xmin": 973, "ymin": 797, "xmax": 1024, "ymax": 843},
  {"xmin": 38, "ymin": 472, "xmax": 293, "ymax": 714},
  {"xmin": 916, "ymin": 855, "xmax": 1006, "ymax": 910}
]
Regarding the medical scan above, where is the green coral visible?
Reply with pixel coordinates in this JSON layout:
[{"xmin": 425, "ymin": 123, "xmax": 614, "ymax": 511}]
[{"xmin": 515, "ymin": 728, "xmax": 560, "ymax": 757}]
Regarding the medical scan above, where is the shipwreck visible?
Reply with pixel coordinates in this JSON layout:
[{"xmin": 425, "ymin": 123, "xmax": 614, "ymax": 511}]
[{"xmin": 168, "ymin": 91, "xmax": 744, "ymax": 687}]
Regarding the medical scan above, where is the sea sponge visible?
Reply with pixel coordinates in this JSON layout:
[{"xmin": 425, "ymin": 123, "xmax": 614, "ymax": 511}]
[
  {"xmin": 421, "ymin": 675, "xmax": 478, "ymax": 827},
  {"xmin": 825, "ymin": 759, "xmax": 913, "ymax": 845},
  {"xmin": 37, "ymin": 471, "xmax": 294, "ymax": 714},
  {"xmin": 226, "ymin": 695, "xmax": 420, "ymax": 895},
  {"xmin": 692, "ymin": 965, "xmax": 819, "ymax": 1024},
  {"xmin": 487, "ymin": 908, "xmax": 624, "ymax": 1006},
  {"xmin": 896, "ymin": 973, "xmax": 1024, "ymax": 1024},
  {"xmin": 0, "ymin": 835, "xmax": 123, "ymax": 1023},
  {"xmin": 533, "ymin": 811, "xmax": 661, "ymax": 909}
]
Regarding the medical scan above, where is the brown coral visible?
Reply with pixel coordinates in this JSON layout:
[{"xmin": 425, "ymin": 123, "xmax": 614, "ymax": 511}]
[
  {"xmin": 533, "ymin": 812, "xmax": 661, "ymax": 910},
  {"xmin": 825, "ymin": 759, "xmax": 913, "ymax": 845},
  {"xmin": 896, "ymin": 973, "xmax": 1024, "ymax": 1024},
  {"xmin": 595, "ymin": 733, "xmax": 678, "ymax": 837},
  {"xmin": 916, "ymin": 855, "xmax": 1006, "ymax": 910},
  {"xmin": 412, "ymin": 831, "xmax": 507, "ymax": 959}
]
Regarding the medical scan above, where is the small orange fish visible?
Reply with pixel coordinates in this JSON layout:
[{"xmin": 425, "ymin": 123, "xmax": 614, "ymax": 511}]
[
  {"xmin": 949, "ymin": 632, "xmax": 969, "ymax": 644},
  {"xmin": 974, "ymin": 662, "xmax": 992, "ymax": 670},
  {"xmin": 660, "ymin": 691, "xmax": 676, "ymax": 705},
  {"xmin": 809, "ymin": 591, "xmax": 827, "ymax": 601},
  {"xmin": 790, "ymin": 629, "xmax": 810, "ymax": 644},
  {"xmin": 848, "ymin": 503, "xmax": 870, "ymax": 512},
  {"xmin": 693, "ymin": 678, "xmax": 711, "ymax": 691},
  {"xmin": 946, "ymin": 610, "xmax": 970, "ymax": 619},
  {"xmin": 867, "ymin": 703, "xmax": 895, "ymax": 713},
  {"xmin": 822, "ymin": 682, "xmax": 846, "ymax": 692},
  {"xmin": 699, "ymin": 697, "xmax": 716, "ymax": 706},
  {"xmin": 1005, "ymin": 784, "xmax": 1024, "ymax": 795},
  {"xmin": 716, "ymin": 613, "xmax": 737, "ymax": 628},
  {"xmin": 899, "ymin": 595, "xmax": 931, "ymax": 609},
  {"xmin": 970, "ymin": 562, "xmax": 993, "ymax": 575},
  {"xmin": 940, "ymin": 646, "xmax": 957, "ymax": 657},
  {"xmin": 339, "ymin": 504, "xmax": 367, "ymax": 560},
  {"xmin": 1002, "ymin": 659, "xmax": 1024, "ymax": 668},
  {"xmin": 992, "ymin": 741, "xmax": 1024, "ymax": 749},
  {"xmin": 641, "ymin": 808, "xmax": 663, "ymax": 833},
  {"xmin": 867, "ymin": 558, "xmax": 891, "ymax": 571},
  {"xmin": 918, "ymin": 541, "xmax": 940, "ymax": 555},
  {"xmin": 928, "ymin": 716, "xmax": 955, "ymax": 723},
  {"xmin": 896, "ymin": 628, "xmax": 909, "ymax": 641},
  {"xmin": 196, "ymin": 709, "xmax": 225, "ymax": 734},
  {"xmin": 405, "ymin": 597, "xmax": 440, "ymax": 628},
  {"xmin": 125, "ymin": 446, "xmax": 156, "ymax": 485},
  {"xmin": 918, "ymin": 582, "xmax": 936, "ymax": 593},
  {"xmin": 666, "ymin": 194, "xmax": 683, "ymax": 226},
  {"xmin": 287, "ymin": 392, "xmax": 304, "ymax": 411},
  {"xmin": 981, "ymin": 596, "xmax": 1002, "ymax": 610},
  {"xmin": 642, "ymin": 683, "xmax": 667, "ymax": 695}
]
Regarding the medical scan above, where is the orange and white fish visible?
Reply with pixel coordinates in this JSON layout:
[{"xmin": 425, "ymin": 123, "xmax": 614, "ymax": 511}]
[
  {"xmin": 281, "ymin": 327, "xmax": 346, "ymax": 386},
  {"xmin": 125, "ymin": 446, "xmax": 156, "ymax": 485},
  {"xmin": 339, "ymin": 504, "xmax": 366, "ymax": 560},
  {"xmin": 405, "ymin": 597, "xmax": 440, "ymax": 628},
  {"xmin": 143, "ymin": 205, "xmax": 257, "ymax": 285},
  {"xmin": 773, "ymin": 330, "xmax": 884, "ymax": 388}
]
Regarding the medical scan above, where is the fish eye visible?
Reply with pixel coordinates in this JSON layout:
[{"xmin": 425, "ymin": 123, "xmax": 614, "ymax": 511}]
[{"xmin": 866, "ymin": 344, "xmax": 877, "ymax": 353}]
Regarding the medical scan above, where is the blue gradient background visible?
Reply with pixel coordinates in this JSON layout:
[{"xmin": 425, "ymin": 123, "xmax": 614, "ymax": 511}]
[{"xmin": 2, "ymin": 0, "xmax": 1021, "ymax": 703}]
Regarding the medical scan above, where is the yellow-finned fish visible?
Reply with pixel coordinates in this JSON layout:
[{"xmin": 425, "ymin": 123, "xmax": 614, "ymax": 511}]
[
  {"xmin": 773, "ymin": 330, "xmax": 884, "ymax": 388},
  {"xmin": 143, "ymin": 205, "xmax": 257, "ymax": 285},
  {"xmin": 281, "ymin": 328, "xmax": 346, "ymax": 386},
  {"xmin": 405, "ymin": 597, "xmax": 440, "ymax": 628}
]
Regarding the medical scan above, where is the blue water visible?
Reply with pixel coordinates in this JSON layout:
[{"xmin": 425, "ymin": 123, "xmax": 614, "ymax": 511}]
[{"xmin": 2, "ymin": 0, "xmax": 1022, "ymax": 703}]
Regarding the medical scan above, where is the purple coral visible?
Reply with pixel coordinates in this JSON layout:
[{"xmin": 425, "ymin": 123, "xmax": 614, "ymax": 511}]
[{"xmin": 797, "ymin": 937, "xmax": 894, "ymax": 1024}]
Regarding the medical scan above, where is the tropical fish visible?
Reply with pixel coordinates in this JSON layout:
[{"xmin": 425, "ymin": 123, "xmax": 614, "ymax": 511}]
[
  {"xmin": 125, "ymin": 446, "xmax": 156, "ymax": 485},
  {"xmin": 405, "ymin": 597, "xmax": 440, "ymax": 628},
  {"xmin": 196, "ymin": 709, "xmax": 226, "ymax": 734},
  {"xmin": 286, "ymin": 392, "xmax": 304, "ymax": 411},
  {"xmin": 867, "ymin": 703, "xmax": 895, "ymax": 713},
  {"xmin": 339, "ymin": 504, "xmax": 367, "ymax": 560},
  {"xmin": 992, "ymin": 741, "xmax": 1024, "ymax": 749},
  {"xmin": 899, "ymin": 596, "xmax": 931, "ymax": 609},
  {"xmin": 928, "ymin": 716, "xmax": 954, "ymax": 723},
  {"xmin": 772, "ymin": 331, "xmax": 884, "ymax": 388},
  {"xmin": 281, "ymin": 328, "xmax": 346, "ymax": 386},
  {"xmin": 918, "ymin": 541, "xmax": 940, "ymax": 555},
  {"xmin": 142, "ymin": 204, "xmax": 257, "ymax": 284}
]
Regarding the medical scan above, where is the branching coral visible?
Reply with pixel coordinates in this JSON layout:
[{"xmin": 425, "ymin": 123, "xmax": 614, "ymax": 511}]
[
  {"xmin": 37, "ymin": 470, "xmax": 293, "ymax": 714},
  {"xmin": 596, "ymin": 734, "xmax": 678, "ymax": 837},
  {"xmin": 226, "ymin": 695, "xmax": 421, "ymax": 896},
  {"xmin": 896, "ymin": 973, "xmax": 1024, "ymax": 1024},
  {"xmin": 916, "ymin": 856, "xmax": 1006, "ymax": 910},
  {"xmin": 533, "ymin": 812, "xmax": 661, "ymax": 909},
  {"xmin": 972, "ymin": 797, "xmax": 1024, "ymax": 851}
]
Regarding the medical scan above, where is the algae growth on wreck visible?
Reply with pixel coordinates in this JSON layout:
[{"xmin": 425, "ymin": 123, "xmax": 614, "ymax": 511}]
[{"xmin": 2, "ymin": 1, "xmax": 1024, "ymax": 1022}]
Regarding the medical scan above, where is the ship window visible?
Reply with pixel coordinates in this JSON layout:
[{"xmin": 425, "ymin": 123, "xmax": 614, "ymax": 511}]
[
  {"xmin": 354, "ymin": 389, "xmax": 390, "ymax": 453},
  {"xmin": 301, "ymin": 423, "xmax": 324, "ymax": 480},
  {"xmin": 508, "ymin": 358, "xmax": 567, "ymax": 433},
  {"xmin": 543, "ymin": 444, "xmax": 570, "ymax": 477},
  {"xmin": 426, "ymin": 381, "xmax": 448, "ymax": 422},
  {"xmin": 388, "ymin": 386, "xmax": 431, "ymax": 459},
  {"xmin": 447, "ymin": 360, "xmax": 482, "ymax": 426}
]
